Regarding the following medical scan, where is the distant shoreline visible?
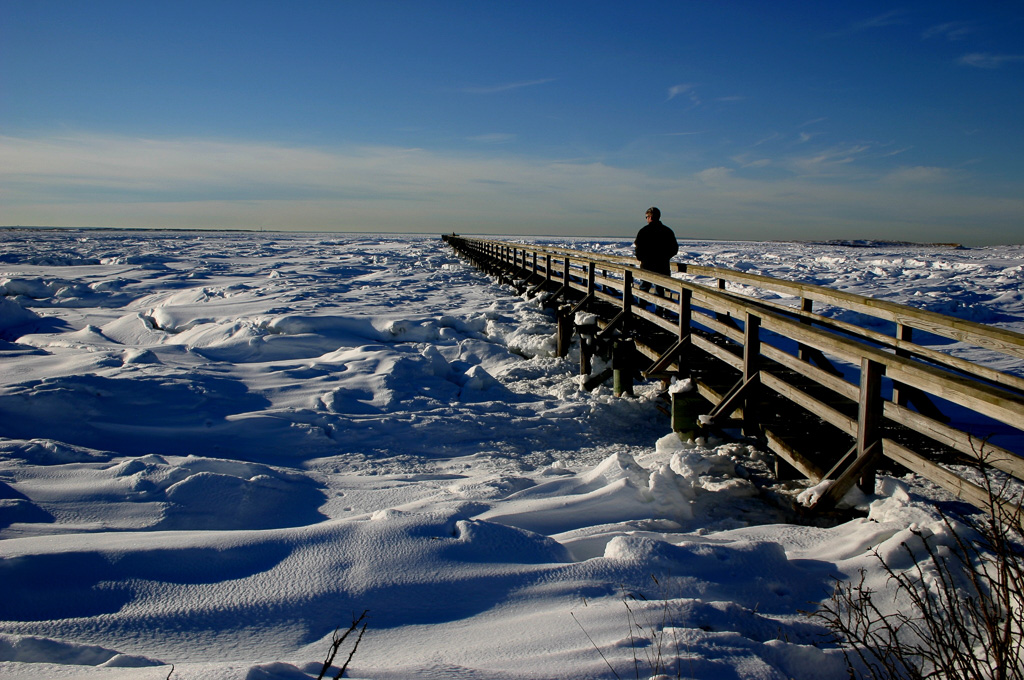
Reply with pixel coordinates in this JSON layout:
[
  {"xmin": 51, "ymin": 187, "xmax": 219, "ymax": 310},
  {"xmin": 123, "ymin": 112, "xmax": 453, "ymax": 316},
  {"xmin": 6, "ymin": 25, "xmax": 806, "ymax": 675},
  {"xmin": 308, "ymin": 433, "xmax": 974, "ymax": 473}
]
[{"xmin": 0, "ymin": 225, "xmax": 985, "ymax": 248}]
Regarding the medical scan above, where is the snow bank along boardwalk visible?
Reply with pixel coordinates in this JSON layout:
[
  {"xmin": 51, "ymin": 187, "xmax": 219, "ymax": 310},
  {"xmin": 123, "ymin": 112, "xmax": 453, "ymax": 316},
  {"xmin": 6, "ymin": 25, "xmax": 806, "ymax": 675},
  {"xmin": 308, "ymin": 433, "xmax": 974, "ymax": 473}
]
[{"xmin": 443, "ymin": 235, "xmax": 1024, "ymax": 517}]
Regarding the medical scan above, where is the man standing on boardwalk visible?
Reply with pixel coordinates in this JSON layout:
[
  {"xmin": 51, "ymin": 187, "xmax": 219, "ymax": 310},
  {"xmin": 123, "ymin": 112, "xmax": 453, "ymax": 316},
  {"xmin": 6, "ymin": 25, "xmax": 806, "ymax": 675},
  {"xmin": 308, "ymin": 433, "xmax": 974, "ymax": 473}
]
[{"xmin": 634, "ymin": 207, "xmax": 678, "ymax": 292}]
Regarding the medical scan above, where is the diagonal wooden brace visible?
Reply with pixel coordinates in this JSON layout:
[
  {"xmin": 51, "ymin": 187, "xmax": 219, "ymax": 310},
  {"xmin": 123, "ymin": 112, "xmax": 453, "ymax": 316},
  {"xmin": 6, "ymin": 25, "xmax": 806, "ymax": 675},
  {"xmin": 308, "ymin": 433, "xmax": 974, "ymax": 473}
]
[
  {"xmin": 542, "ymin": 284, "xmax": 568, "ymax": 308},
  {"xmin": 596, "ymin": 310, "xmax": 628, "ymax": 340},
  {"xmin": 569, "ymin": 293, "xmax": 593, "ymax": 316},
  {"xmin": 643, "ymin": 335, "xmax": 691, "ymax": 378},
  {"xmin": 704, "ymin": 373, "xmax": 761, "ymax": 424},
  {"xmin": 811, "ymin": 440, "xmax": 882, "ymax": 512}
]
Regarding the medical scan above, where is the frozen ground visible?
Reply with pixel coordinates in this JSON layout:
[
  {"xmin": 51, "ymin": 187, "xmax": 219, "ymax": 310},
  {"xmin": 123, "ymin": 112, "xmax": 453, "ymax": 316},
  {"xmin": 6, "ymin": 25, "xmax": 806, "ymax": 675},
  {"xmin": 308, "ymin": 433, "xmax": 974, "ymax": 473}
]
[{"xmin": 1, "ymin": 229, "xmax": 1022, "ymax": 679}]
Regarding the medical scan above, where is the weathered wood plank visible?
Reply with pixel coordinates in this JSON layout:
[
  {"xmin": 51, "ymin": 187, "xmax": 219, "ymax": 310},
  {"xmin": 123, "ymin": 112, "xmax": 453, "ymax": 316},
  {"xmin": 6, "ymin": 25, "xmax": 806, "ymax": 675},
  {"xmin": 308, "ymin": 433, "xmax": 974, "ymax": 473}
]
[
  {"xmin": 764, "ymin": 429, "xmax": 826, "ymax": 482},
  {"xmin": 884, "ymin": 401, "xmax": 1024, "ymax": 479},
  {"xmin": 464, "ymin": 236, "xmax": 1024, "ymax": 363},
  {"xmin": 881, "ymin": 439, "xmax": 1022, "ymax": 519},
  {"xmin": 759, "ymin": 371, "xmax": 858, "ymax": 437},
  {"xmin": 760, "ymin": 343, "xmax": 860, "ymax": 402},
  {"xmin": 691, "ymin": 334, "xmax": 743, "ymax": 371},
  {"xmin": 445, "ymin": 236, "xmax": 1024, "ymax": 520}
]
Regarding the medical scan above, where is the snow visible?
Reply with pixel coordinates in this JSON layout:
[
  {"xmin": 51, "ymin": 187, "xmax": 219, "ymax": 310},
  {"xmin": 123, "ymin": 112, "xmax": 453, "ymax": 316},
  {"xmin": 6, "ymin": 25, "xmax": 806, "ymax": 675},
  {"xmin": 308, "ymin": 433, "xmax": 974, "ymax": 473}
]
[{"xmin": 1, "ymin": 229, "xmax": 1022, "ymax": 679}]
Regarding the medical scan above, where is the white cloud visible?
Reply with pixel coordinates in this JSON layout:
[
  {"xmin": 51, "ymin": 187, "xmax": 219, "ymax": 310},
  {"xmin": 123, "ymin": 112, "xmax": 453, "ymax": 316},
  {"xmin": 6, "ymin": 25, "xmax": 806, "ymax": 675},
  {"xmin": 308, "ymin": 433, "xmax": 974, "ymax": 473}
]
[
  {"xmin": 466, "ymin": 133, "xmax": 516, "ymax": 144},
  {"xmin": 959, "ymin": 53, "xmax": 1024, "ymax": 69},
  {"xmin": 799, "ymin": 117, "xmax": 828, "ymax": 128},
  {"xmin": 459, "ymin": 78, "xmax": 556, "ymax": 94},
  {"xmin": 787, "ymin": 143, "xmax": 873, "ymax": 175},
  {"xmin": 667, "ymin": 84, "xmax": 700, "ymax": 108},
  {"xmin": 883, "ymin": 166, "xmax": 953, "ymax": 184},
  {"xmin": 849, "ymin": 10, "xmax": 907, "ymax": 32},
  {"xmin": 730, "ymin": 154, "xmax": 770, "ymax": 169},
  {"xmin": 696, "ymin": 167, "xmax": 733, "ymax": 184},
  {"xmin": 1, "ymin": 132, "xmax": 1021, "ymax": 244},
  {"xmin": 923, "ymin": 21, "xmax": 976, "ymax": 41},
  {"xmin": 667, "ymin": 83, "xmax": 693, "ymax": 100}
]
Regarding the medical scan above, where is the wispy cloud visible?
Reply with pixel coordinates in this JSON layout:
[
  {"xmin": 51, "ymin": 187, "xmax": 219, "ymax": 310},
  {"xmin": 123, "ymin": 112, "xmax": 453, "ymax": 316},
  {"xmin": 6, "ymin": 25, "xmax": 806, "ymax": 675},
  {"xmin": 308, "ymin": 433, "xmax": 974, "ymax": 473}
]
[
  {"xmin": 1, "ymin": 133, "xmax": 1020, "ymax": 244},
  {"xmin": 460, "ymin": 78, "xmax": 556, "ymax": 94},
  {"xmin": 800, "ymin": 117, "xmax": 828, "ymax": 128},
  {"xmin": 849, "ymin": 10, "xmax": 908, "ymax": 32},
  {"xmin": 696, "ymin": 166, "xmax": 732, "ymax": 184},
  {"xmin": 787, "ymin": 143, "xmax": 873, "ymax": 175},
  {"xmin": 922, "ymin": 21, "xmax": 976, "ymax": 41},
  {"xmin": 730, "ymin": 154, "xmax": 771, "ymax": 169},
  {"xmin": 466, "ymin": 133, "xmax": 516, "ymax": 144},
  {"xmin": 667, "ymin": 83, "xmax": 700, "ymax": 107},
  {"xmin": 753, "ymin": 132, "xmax": 783, "ymax": 147},
  {"xmin": 883, "ymin": 165, "xmax": 954, "ymax": 184},
  {"xmin": 824, "ymin": 10, "xmax": 908, "ymax": 38},
  {"xmin": 959, "ymin": 52, "xmax": 1024, "ymax": 68}
]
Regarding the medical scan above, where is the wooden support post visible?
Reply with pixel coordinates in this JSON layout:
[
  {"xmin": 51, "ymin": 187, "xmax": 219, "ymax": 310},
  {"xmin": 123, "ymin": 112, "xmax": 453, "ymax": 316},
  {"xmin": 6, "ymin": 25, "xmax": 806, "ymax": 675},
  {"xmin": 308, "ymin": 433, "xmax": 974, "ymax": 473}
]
[
  {"xmin": 672, "ymin": 387, "xmax": 703, "ymax": 439},
  {"xmin": 893, "ymin": 323, "xmax": 912, "ymax": 406},
  {"xmin": 578, "ymin": 321, "xmax": 597, "ymax": 376},
  {"xmin": 622, "ymin": 270, "xmax": 633, "ymax": 316},
  {"xmin": 798, "ymin": 297, "xmax": 813, "ymax": 362},
  {"xmin": 742, "ymin": 313, "xmax": 761, "ymax": 438},
  {"xmin": 556, "ymin": 305, "xmax": 573, "ymax": 358},
  {"xmin": 612, "ymin": 336, "xmax": 634, "ymax": 398},
  {"xmin": 856, "ymin": 358, "xmax": 884, "ymax": 493},
  {"xmin": 678, "ymin": 288, "xmax": 692, "ymax": 340}
]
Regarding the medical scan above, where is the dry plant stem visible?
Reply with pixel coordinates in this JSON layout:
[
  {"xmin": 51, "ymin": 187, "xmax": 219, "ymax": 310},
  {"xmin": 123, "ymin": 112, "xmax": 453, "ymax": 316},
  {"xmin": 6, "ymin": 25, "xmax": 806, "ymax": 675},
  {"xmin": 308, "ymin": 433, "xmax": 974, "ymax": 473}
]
[
  {"xmin": 813, "ymin": 442, "xmax": 1024, "ymax": 680},
  {"xmin": 317, "ymin": 610, "xmax": 369, "ymax": 680},
  {"xmin": 572, "ymin": 611, "xmax": 622, "ymax": 680}
]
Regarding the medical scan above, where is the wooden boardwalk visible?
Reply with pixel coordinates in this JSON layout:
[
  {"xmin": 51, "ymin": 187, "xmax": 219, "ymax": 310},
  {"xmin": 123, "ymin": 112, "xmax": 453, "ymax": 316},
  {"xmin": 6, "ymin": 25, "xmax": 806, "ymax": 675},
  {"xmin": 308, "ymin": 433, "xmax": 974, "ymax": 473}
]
[{"xmin": 443, "ymin": 235, "xmax": 1024, "ymax": 516}]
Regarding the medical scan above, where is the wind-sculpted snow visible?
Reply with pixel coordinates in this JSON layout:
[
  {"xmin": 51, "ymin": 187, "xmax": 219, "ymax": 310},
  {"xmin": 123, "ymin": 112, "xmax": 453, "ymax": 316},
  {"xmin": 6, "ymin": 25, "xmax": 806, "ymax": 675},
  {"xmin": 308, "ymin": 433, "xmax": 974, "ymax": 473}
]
[{"xmin": 1, "ymin": 229, "xmax": 1022, "ymax": 679}]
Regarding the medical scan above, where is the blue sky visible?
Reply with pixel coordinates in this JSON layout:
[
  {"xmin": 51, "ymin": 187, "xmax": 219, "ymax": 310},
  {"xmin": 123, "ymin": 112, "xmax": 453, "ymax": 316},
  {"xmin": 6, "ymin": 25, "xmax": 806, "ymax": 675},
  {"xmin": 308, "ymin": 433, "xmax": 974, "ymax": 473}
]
[{"xmin": 2, "ymin": 1, "xmax": 1023, "ymax": 244}]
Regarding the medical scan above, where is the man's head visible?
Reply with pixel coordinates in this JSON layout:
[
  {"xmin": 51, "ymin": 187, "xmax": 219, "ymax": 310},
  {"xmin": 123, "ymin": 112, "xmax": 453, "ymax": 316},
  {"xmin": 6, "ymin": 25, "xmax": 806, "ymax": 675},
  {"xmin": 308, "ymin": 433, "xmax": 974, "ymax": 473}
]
[{"xmin": 645, "ymin": 207, "xmax": 661, "ymax": 222}]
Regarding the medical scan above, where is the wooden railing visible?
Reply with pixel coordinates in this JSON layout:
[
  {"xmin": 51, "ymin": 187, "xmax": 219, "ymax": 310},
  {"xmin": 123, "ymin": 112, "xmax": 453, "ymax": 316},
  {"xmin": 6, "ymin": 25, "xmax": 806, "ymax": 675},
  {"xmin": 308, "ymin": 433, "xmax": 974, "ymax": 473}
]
[{"xmin": 443, "ymin": 235, "xmax": 1024, "ymax": 515}]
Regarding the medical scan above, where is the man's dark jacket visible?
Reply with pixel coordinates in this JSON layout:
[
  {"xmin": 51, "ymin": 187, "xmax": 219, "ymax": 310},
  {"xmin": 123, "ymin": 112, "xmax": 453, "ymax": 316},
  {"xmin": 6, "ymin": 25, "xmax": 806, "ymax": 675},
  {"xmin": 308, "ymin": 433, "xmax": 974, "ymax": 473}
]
[{"xmin": 634, "ymin": 221, "xmax": 679, "ymax": 275}]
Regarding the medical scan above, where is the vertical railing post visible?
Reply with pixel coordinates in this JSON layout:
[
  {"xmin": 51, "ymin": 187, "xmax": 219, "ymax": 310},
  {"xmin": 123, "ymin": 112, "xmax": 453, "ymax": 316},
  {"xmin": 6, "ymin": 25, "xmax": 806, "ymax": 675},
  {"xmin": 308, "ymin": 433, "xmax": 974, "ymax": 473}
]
[
  {"xmin": 857, "ymin": 358, "xmax": 885, "ymax": 493},
  {"xmin": 622, "ymin": 269, "xmax": 633, "ymax": 315},
  {"xmin": 893, "ymin": 323, "xmax": 912, "ymax": 406},
  {"xmin": 677, "ymin": 287, "xmax": 691, "ymax": 340},
  {"xmin": 556, "ymin": 305, "xmax": 573, "ymax": 358},
  {"xmin": 798, "ymin": 297, "xmax": 813, "ymax": 362},
  {"xmin": 742, "ymin": 312, "xmax": 761, "ymax": 437}
]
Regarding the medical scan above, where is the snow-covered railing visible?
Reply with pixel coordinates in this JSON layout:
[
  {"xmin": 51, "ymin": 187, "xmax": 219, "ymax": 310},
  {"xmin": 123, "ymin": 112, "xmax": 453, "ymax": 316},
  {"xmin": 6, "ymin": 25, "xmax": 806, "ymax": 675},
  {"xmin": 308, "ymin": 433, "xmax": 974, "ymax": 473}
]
[{"xmin": 443, "ymin": 234, "xmax": 1024, "ymax": 517}]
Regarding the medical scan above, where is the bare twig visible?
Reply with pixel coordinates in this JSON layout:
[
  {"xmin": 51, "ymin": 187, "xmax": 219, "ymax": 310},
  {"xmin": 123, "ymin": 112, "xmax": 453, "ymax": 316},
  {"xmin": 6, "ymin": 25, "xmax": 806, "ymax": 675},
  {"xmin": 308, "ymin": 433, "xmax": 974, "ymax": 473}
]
[
  {"xmin": 317, "ymin": 610, "xmax": 370, "ymax": 680},
  {"xmin": 571, "ymin": 610, "xmax": 622, "ymax": 680},
  {"xmin": 812, "ymin": 439, "xmax": 1024, "ymax": 679}
]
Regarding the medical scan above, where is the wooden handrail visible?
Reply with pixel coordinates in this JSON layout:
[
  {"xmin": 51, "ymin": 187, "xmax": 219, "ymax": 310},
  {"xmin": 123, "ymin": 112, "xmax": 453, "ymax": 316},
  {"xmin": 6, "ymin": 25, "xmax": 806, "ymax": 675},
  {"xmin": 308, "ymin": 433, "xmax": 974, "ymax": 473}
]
[{"xmin": 445, "ymin": 234, "xmax": 1024, "ymax": 517}]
